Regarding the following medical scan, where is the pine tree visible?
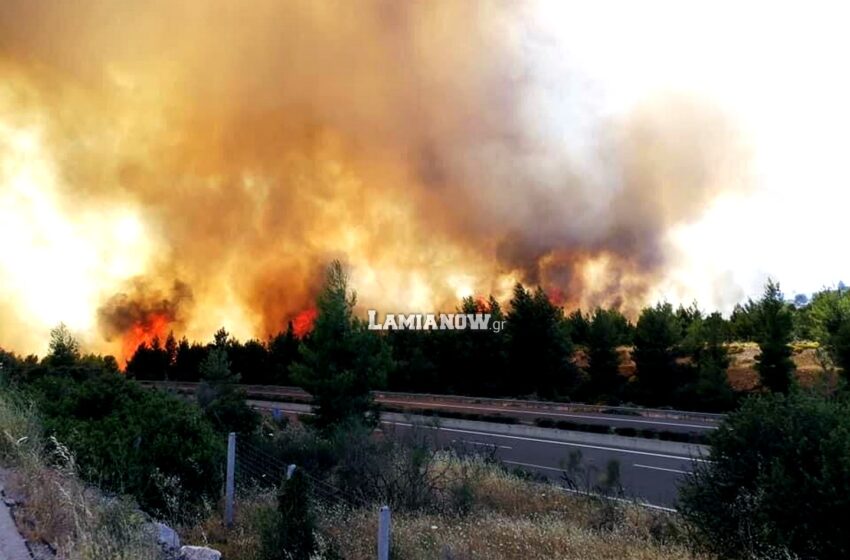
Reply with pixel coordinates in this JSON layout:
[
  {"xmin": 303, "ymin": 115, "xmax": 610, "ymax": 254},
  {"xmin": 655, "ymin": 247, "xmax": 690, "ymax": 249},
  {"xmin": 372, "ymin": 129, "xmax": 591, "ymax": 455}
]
[
  {"xmin": 197, "ymin": 341, "xmax": 258, "ymax": 433},
  {"xmin": 269, "ymin": 322, "xmax": 299, "ymax": 385},
  {"xmin": 803, "ymin": 286, "xmax": 850, "ymax": 379},
  {"xmin": 633, "ymin": 303, "xmax": 682, "ymax": 405},
  {"xmin": 754, "ymin": 280, "xmax": 796, "ymax": 394},
  {"xmin": 164, "ymin": 331, "xmax": 178, "ymax": 379},
  {"xmin": 566, "ymin": 309, "xmax": 591, "ymax": 346},
  {"xmin": 505, "ymin": 284, "xmax": 578, "ymax": 399},
  {"xmin": 688, "ymin": 312, "xmax": 735, "ymax": 411},
  {"xmin": 291, "ymin": 261, "xmax": 392, "ymax": 431},
  {"xmin": 586, "ymin": 308, "xmax": 623, "ymax": 402},
  {"xmin": 46, "ymin": 323, "xmax": 80, "ymax": 367}
]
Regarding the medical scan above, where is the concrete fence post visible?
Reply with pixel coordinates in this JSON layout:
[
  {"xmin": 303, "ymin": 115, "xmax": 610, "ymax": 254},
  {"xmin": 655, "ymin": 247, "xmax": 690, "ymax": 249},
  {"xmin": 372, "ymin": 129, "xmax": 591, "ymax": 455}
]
[
  {"xmin": 377, "ymin": 505, "xmax": 391, "ymax": 560},
  {"xmin": 224, "ymin": 432, "xmax": 236, "ymax": 527},
  {"xmin": 286, "ymin": 464, "xmax": 297, "ymax": 480}
]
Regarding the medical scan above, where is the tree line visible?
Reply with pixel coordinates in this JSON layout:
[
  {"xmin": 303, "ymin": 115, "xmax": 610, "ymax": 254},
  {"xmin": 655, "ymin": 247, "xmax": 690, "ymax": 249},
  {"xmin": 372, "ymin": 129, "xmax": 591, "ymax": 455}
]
[
  {"xmin": 120, "ymin": 266, "xmax": 850, "ymax": 413},
  {"xmin": 4, "ymin": 263, "xmax": 850, "ymax": 558}
]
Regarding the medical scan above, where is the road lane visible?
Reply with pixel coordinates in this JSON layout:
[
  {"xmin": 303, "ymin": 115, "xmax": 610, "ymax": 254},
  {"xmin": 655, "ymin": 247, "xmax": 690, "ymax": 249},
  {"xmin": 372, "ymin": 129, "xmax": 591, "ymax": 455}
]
[
  {"xmin": 379, "ymin": 421, "xmax": 696, "ymax": 507},
  {"xmin": 249, "ymin": 399, "xmax": 701, "ymax": 507},
  {"xmin": 147, "ymin": 381, "xmax": 722, "ymax": 434},
  {"xmin": 379, "ymin": 398, "xmax": 716, "ymax": 432}
]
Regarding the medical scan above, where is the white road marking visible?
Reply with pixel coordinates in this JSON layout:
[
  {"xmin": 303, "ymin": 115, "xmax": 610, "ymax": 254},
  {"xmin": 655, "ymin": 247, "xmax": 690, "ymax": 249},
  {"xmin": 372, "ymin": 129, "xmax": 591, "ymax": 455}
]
[
  {"xmin": 380, "ymin": 421, "xmax": 710, "ymax": 462},
  {"xmin": 452, "ymin": 439, "xmax": 512, "ymax": 450},
  {"xmin": 633, "ymin": 464, "xmax": 689, "ymax": 475},
  {"xmin": 501, "ymin": 461, "xmax": 678, "ymax": 513},
  {"xmin": 503, "ymin": 460, "xmax": 563, "ymax": 473},
  {"xmin": 379, "ymin": 399, "xmax": 716, "ymax": 430},
  {"xmin": 252, "ymin": 403, "xmax": 707, "ymax": 463},
  {"xmin": 560, "ymin": 487, "xmax": 678, "ymax": 513}
]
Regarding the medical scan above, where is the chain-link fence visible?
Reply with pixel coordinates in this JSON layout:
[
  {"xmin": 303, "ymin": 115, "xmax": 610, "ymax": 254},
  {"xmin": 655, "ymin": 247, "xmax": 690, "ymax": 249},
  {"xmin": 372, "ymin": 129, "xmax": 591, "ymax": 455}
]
[{"xmin": 223, "ymin": 432, "xmax": 391, "ymax": 559}]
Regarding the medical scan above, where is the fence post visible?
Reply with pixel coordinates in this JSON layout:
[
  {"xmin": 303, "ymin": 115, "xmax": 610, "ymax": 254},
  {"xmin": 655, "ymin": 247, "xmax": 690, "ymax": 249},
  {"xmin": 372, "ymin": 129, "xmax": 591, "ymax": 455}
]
[
  {"xmin": 225, "ymin": 432, "xmax": 236, "ymax": 527},
  {"xmin": 377, "ymin": 505, "xmax": 391, "ymax": 560},
  {"xmin": 286, "ymin": 464, "xmax": 297, "ymax": 480}
]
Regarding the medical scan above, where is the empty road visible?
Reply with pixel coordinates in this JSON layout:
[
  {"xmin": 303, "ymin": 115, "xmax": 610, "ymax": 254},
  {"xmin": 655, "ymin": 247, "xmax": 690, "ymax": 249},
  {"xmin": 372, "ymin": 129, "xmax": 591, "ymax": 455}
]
[
  {"xmin": 251, "ymin": 400, "xmax": 707, "ymax": 509},
  {"xmin": 148, "ymin": 381, "xmax": 722, "ymax": 435},
  {"xmin": 144, "ymin": 382, "xmax": 713, "ymax": 508}
]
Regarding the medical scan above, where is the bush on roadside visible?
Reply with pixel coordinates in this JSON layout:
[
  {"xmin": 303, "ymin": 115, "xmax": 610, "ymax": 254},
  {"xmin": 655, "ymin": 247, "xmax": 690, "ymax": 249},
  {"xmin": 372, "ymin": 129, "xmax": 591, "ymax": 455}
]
[
  {"xmin": 27, "ymin": 371, "xmax": 224, "ymax": 521},
  {"xmin": 1, "ymin": 386, "xmax": 163, "ymax": 559},
  {"xmin": 680, "ymin": 391, "xmax": 850, "ymax": 559},
  {"xmin": 257, "ymin": 470, "xmax": 317, "ymax": 560}
]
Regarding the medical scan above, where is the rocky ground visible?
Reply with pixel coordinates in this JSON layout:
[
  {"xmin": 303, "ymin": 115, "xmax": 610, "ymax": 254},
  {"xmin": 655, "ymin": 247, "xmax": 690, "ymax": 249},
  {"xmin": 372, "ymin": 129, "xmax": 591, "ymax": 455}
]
[
  {"xmin": 0, "ymin": 467, "xmax": 222, "ymax": 560},
  {"xmin": 0, "ymin": 468, "xmax": 39, "ymax": 560}
]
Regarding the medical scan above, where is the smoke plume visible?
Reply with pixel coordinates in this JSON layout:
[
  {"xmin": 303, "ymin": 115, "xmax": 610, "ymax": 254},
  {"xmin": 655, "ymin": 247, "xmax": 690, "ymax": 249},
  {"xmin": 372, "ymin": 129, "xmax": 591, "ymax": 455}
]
[{"xmin": 0, "ymin": 0, "xmax": 749, "ymax": 360}]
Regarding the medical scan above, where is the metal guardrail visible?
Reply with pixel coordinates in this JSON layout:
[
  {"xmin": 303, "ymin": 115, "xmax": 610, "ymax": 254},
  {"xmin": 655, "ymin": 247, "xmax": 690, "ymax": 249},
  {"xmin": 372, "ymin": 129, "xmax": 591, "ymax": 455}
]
[{"xmin": 139, "ymin": 381, "xmax": 724, "ymax": 424}]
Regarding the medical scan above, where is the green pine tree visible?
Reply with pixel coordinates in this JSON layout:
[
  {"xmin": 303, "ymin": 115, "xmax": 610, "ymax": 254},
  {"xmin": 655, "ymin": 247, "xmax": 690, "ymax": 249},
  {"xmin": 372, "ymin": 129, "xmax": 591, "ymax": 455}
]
[
  {"xmin": 754, "ymin": 280, "xmax": 796, "ymax": 394},
  {"xmin": 586, "ymin": 308, "xmax": 624, "ymax": 403},
  {"xmin": 197, "ymin": 341, "xmax": 259, "ymax": 434},
  {"xmin": 291, "ymin": 260, "xmax": 392, "ymax": 432},
  {"xmin": 688, "ymin": 312, "xmax": 735, "ymax": 411},
  {"xmin": 632, "ymin": 303, "xmax": 682, "ymax": 405}
]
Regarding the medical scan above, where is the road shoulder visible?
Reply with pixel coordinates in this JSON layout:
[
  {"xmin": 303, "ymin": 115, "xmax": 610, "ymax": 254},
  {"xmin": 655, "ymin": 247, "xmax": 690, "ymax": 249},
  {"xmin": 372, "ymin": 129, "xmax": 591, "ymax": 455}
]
[{"xmin": 0, "ymin": 469, "xmax": 32, "ymax": 560}]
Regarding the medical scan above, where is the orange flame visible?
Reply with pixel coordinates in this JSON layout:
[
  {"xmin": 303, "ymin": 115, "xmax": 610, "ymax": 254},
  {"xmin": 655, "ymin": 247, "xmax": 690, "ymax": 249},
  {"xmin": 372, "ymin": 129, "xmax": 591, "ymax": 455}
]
[
  {"xmin": 121, "ymin": 312, "xmax": 171, "ymax": 364},
  {"xmin": 292, "ymin": 308, "xmax": 317, "ymax": 339},
  {"xmin": 546, "ymin": 286, "xmax": 566, "ymax": 307}
]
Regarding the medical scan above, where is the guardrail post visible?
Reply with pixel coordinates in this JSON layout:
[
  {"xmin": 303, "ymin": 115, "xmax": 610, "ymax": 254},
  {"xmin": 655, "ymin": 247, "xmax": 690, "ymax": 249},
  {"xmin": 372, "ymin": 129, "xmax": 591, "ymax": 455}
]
[
  {"xmin": 225, "ymin": 432, "xmax": 236, "ymax": 527},
  {"xmin": 377, "ymin": 505, "xmax": 391, "ymax": 560}
]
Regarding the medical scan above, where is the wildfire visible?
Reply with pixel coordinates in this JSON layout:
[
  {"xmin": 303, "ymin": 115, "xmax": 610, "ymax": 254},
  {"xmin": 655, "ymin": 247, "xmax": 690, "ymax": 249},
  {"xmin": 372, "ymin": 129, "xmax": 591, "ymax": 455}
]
[
  {"xmin": 3, "ymin": 0, "xmax": 816, "ymax": 361},
  {"xmin": 121, "ymin": 313, "xmax": 172, "ymax": 364},
  {"xmin": 293, "ymin": 308, "xmax": 318, "ymax": 339}
]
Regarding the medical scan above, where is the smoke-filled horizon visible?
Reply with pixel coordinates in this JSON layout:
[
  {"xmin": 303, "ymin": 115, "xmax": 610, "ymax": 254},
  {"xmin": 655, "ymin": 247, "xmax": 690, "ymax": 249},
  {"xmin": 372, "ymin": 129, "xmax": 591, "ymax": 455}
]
[{"xmin": 1, "ymin": 1, "xmax": 848, "ymax": 360}]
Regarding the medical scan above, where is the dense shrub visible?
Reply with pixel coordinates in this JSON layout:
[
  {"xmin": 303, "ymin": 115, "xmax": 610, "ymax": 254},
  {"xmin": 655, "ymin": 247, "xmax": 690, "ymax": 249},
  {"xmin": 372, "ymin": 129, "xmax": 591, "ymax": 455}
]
[
  {"xmin": 258, "ymin": 470, "xmax": 317, "ymax": 560},
  {"xmin": 28, "ymin": 371, "xmax": 224, "ymax": 520},
  {"xmin": 680, "ymin": 391, "xmax": 850, "ymax": 559}
]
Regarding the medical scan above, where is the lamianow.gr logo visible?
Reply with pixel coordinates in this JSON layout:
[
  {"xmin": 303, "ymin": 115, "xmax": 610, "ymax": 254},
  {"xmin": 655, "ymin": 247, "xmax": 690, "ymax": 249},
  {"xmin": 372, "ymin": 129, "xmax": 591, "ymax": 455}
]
[{"xmin": 367, "ymin": 310, "xmax": 505, "ymax": 333}]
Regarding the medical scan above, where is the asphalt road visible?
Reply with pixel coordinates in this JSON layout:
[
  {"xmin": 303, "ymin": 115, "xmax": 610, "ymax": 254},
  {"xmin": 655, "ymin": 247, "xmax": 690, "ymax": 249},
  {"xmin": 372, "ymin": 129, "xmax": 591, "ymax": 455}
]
[
  {"xmin": 377, "ymin": 397, "xmax": 718, "ymax": 434},
  {"xmin": 0, "ymin": 470, "xmax": 31, "ymax": 560},
  {"xmin": 381, "ymin": 420, "xmax": 699, "ymax": 509},
  {"xmin": 149, "ymin": 381, "xmax": 721, "ymax": 435},
  {"xmin": 251, "ymin": 400, "xmax": 705, "ymax": 509}
]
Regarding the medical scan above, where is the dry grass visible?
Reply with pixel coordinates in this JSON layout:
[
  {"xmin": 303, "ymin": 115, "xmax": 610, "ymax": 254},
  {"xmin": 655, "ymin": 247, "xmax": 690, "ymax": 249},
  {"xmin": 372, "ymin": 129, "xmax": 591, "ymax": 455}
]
[
  {"xmin": 0, "ymin": 391, "xmax": 162, "ymax": 560},
  {"xmin": 319, "ymin": 507, "xmax": 700, "ymax": 560},
  {"xmin": 185, "ymin": 454, "xmax": 703, "ymax": 560},
  {"xmin": 724, "ymin": 342, "xmax": 839, "ymax": 391},
  {"xmin": 0, "ymin": 391, "xmax": 42, "ymax": 466},
  {"xmin": 180, "ymin": 491, "xmax": 272, "ymax": 560},
  {"xmin": 607, "ymin": 343, "xmax": 838, "ymax": 393}
]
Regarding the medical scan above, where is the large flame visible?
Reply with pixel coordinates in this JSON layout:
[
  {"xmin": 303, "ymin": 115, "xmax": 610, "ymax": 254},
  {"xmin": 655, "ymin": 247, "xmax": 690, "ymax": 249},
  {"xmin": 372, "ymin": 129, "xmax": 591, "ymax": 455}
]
[
  {"xmin": 1, "ymin": 1, "xmax": 849, "ymax": 358},
  {"xmin": 122, "ymin": 313, "xmax": 172, "ymax": 363}
]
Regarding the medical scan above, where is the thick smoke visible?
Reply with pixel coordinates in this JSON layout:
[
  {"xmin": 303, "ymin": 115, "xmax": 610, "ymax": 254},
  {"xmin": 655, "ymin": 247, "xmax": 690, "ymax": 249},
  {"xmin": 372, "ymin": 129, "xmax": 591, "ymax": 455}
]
[
  {"xmin": 97, "ymin": 280, "xmax": 193, "ymax": 342},
  {"xmin": 0, "ymin": 0, "xmax": 748, "ymax": 356}
]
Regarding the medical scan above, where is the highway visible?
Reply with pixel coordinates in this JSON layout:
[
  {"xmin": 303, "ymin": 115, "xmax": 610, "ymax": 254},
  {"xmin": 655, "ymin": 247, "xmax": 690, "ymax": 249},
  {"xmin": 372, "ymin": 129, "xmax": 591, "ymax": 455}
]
[
  {"xmin": 250, "ymin": 400, "xmax": 708, "ymax": 509},
  {"xmin": 143, "ymin": 382, "xmax": 713, "ymax": 508},
  {"xmin": 146, "ymin": 381, "xmax": 722, "ymax": 435},
  {"xmin": 377, "ymin": 396, "xmax": 717, "ymax": 434}
]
